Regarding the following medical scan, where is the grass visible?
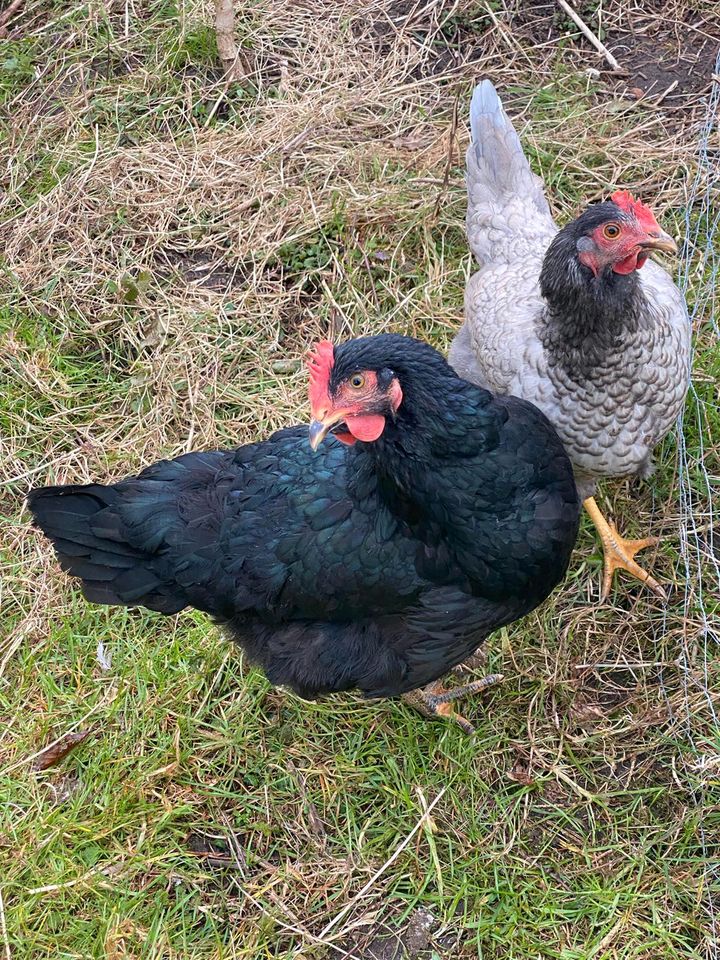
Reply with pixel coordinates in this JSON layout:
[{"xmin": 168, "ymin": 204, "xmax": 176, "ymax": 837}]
[{"xmin": 1, "ymin": 1, "xmax": 719, "ymax": 957}]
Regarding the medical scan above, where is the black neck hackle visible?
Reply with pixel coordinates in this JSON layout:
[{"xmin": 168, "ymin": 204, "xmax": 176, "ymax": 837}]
[{"xmin": 538, "ymin": 204, "xmax": 649, "ymax": 380}]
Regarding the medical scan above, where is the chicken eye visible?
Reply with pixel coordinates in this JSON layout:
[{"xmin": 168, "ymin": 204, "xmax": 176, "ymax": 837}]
[
  {"xmin": 349, "ymin": 374, "xmax": 365, "ymax": 389},
  {"xmin": 603, "ymin": 223, "xmax": 621, "ymax": 239}
]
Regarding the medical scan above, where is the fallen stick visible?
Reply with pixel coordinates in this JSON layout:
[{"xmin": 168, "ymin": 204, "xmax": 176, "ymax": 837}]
[
  {"xmin": 0, "ymin": 0, "xmax": 22, "ymax": 37},
  {"xmin": 655, "ymin": 79, "xmax": 679, "ymax": 106},
  {"xmin": 556, "ymin": 0, "xmax": 622, "ymax": 72},
  {"xmin": 215, "ymin": 0, "xmax": 245, "ymax": 80}
]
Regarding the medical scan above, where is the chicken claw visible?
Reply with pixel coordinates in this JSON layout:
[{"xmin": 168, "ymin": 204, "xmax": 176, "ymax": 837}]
[
  {"xmin": 583, "ymin": 496, "xmax": 667, "ymax": 601},
  {"xmin": 402, "ymin": 674, "xmax": 504, "ymax": 735}
]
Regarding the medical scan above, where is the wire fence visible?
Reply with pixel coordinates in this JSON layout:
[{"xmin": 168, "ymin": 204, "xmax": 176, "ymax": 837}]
[{"xmin": 671, "ymin": 56, "xmax": 720, "ymax": 959}]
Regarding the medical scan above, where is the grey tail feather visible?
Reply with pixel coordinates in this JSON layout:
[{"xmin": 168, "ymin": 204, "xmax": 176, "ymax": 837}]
[
  {"xmin": 467, "ymin": 79, "xmax": 532, "ymax": 193},
  {"xmin": 469, "ymin": 80, "xmax": 510, "ymax": 143}
]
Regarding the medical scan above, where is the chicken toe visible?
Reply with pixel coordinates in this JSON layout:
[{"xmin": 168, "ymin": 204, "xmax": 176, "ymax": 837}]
[
  {"xmin": 583, "ymin": 496, "xmax": 667, "ymax": 601},
  {"xmin": 401, "ymin": 674, "xmax": 504, "ymax": 735}
]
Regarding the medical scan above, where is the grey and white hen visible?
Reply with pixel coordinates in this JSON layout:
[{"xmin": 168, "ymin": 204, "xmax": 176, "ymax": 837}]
[{"xmin": 449, "ymin": 81, "xmax": 691, "ymax": 600}]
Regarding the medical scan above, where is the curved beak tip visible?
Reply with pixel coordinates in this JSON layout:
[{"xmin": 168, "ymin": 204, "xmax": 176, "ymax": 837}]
[
  {"xmin": 308, "ymin": 420, "xmax": 328, "ymax": 451},
  {"xmin": 643, "ymin": 231, "xmax": 679, "ymax": 256}
]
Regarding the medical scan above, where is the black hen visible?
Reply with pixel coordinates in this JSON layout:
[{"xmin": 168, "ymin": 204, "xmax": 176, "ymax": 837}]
[{"xmin": 28, "ymin": 334, "xmax": 580, "ymax": 730}]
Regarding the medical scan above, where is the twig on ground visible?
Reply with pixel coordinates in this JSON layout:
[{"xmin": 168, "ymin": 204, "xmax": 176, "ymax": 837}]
[
  {"xmin": 0, "ymin": 0, "xmax": 22, "ymax": 37},
  {"xmin": 433, "ymin": 93, "xmax": 459, "ymax": 220},
  {"xmin": 0, "ymin": 886, "xmax": 10, "ymax": 960},
  {"xmin": 316, "ymin": 788, "xmax": 447, "ymax": 941},
  {"xmin": 655, "ymin": 79, "xmax": 679, "ymax": 106},
  {"xmin": 26, "ymin": 860, "xmax": 127, "ymax": 895},
  {"xmin": 556, "ymin": 0, "xmax": 622, "ymax": 72},
  {"xmin": 214, "ymin": 0, "xmax": 246, "ymax": 81}
]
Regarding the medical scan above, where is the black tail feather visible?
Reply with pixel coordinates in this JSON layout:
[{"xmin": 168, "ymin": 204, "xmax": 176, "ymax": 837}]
[{"xmin": 27, "ymin": 484, "xmax": 186, "ymax": 614}]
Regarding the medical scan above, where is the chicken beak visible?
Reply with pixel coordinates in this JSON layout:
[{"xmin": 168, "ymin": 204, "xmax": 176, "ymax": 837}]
[
  {"xmin": 640, "ymin": 230, "xmax": 678, "ymax": 256},
  {"xmin": 308, "ymin": 419, "xmax": 330, "ymax": 451},
  {"xmin": 308, "ymin": 410, "xmax": 345, "ymax": 451}
]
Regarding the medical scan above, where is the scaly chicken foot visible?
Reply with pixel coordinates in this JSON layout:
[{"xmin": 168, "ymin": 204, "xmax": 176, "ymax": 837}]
[
  {"xmin": 402, "ymin": 673, "xmax": 504, "ymax": 735},
  {"xmin": 451, "ymin": 649, "xmax": 487, "ymax": 675},
  {"xmin": 583, "ymin": 496, "xmax": 667, "ymax": 601}
]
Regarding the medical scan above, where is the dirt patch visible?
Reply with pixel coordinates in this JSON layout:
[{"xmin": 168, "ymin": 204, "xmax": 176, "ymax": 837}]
[
  {"xmin": 510, "ymin": 1, "xmax": 718, "ymax": 108},
  {"xmin": 157, "ymin": 247, "xmax": 323, "ymax": 338},
  {"xmin": 393, "ymin": 0, "xmax": 720, "ymax": 113},
  {"xmin": 361, "ymin": 2, "xmax": 495, "ymax": 80},
  {"xmin": 158, "ymin": 247, "xmax": 255, "ymax": 292},
  {"xmin": 510, "ymin": 0, "xmax": 564, "ymax": 44},
  {"xmin": 606, "ymin": 9, "xmax": 720, "ymax": 104},
  {"xmin": 339, "ymin": 908, "xmax": 460, "ymax": 960}
]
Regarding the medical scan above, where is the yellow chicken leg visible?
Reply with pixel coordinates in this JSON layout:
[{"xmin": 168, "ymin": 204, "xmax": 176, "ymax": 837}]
[{"xmin": 583, "ymin": 497, "xmax": 666, "ymax": 601}]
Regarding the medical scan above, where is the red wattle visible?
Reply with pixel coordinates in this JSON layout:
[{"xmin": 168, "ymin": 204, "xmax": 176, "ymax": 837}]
[
  {"xmin": 344, "ymin": 413, "xmax": 386, "ymax": 442},
  {"xmin": 613, "ymin": 251, "xmax": 641, "ymax": 275}
]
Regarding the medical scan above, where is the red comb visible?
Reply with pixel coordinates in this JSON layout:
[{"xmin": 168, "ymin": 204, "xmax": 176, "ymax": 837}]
[
  {"xmin": 611, "ymin": 190, "xmax": 659, "ymax": 232},
  {"xmin": 307, "ymin": 340, "xmax": 335, "ymax": 415}
]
